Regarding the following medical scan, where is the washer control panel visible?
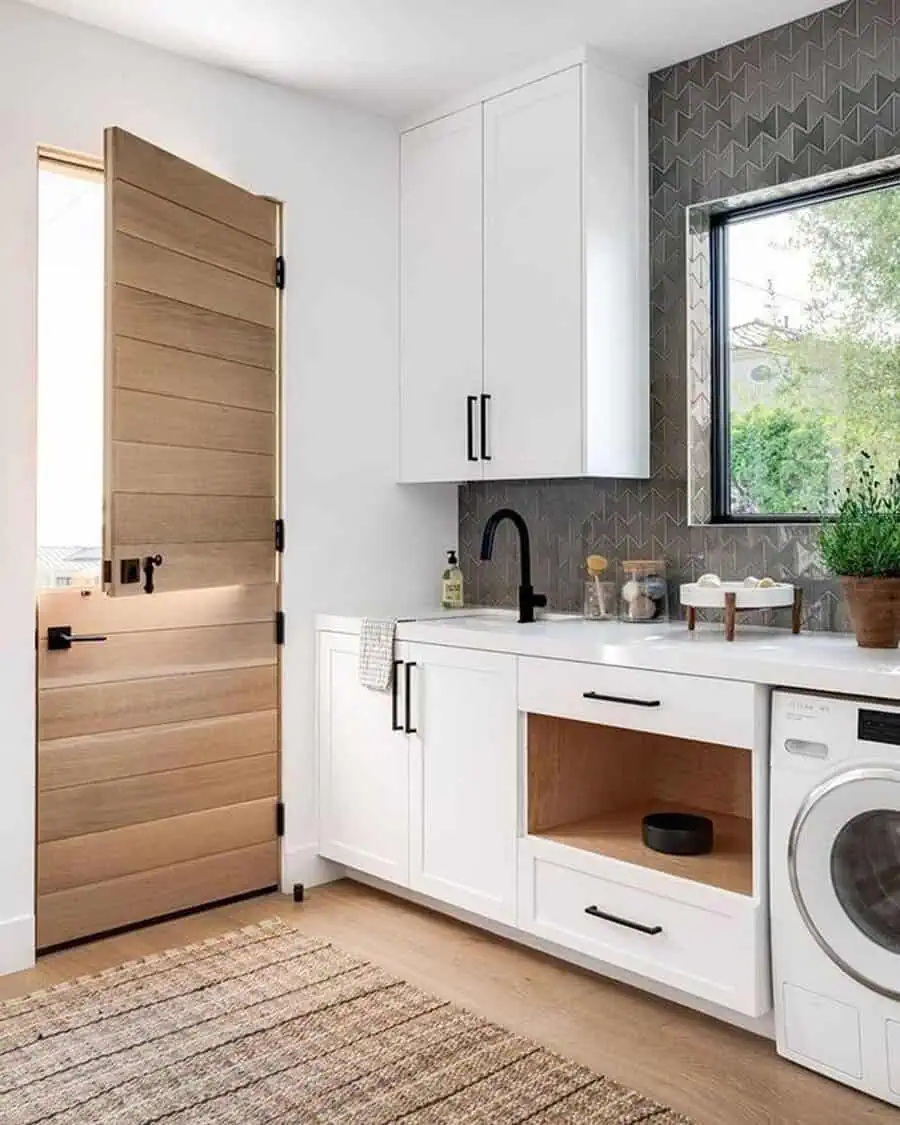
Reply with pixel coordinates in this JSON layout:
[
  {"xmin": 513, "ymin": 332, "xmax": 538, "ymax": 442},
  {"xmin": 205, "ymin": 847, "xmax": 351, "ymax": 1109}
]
[
  {"xmin": 773, "ymin": 690, "xmax": 900, "ymax": 771},
  {"xmin": 859, "ymin": 709, "xmax": 900, "ymax": 747}
]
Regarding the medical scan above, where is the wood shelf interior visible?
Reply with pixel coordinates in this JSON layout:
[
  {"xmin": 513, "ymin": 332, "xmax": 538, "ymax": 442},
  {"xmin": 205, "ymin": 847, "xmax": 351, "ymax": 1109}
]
[{"xmin": 527, "ymin": 714, "xmax": 753, "ymax": 896}]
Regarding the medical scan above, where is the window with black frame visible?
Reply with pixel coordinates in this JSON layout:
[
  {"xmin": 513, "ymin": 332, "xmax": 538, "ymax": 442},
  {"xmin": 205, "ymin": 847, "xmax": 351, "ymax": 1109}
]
[{"xmin": 710, "ymin": 173, "xmax": 900, "ymax": 522}]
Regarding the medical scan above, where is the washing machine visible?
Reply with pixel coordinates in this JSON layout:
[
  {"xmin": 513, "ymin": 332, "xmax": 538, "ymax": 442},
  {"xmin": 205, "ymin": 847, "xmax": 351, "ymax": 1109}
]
[{"xmin": 771, "ymin": 689, "xmax": 900, "ymax": 1106}]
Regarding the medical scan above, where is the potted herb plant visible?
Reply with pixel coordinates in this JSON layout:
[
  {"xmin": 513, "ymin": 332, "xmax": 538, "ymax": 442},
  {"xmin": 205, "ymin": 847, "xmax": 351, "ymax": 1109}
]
[{"xmin": 819, "ymin": 455, "xmax": 900, "ymax": 648}]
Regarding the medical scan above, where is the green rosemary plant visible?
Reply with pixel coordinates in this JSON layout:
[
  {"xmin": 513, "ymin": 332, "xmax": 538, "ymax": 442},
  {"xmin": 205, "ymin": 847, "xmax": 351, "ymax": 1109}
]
[{"xmin": 819, "ymin": 454, "xmax": 900, "ymax": 578}]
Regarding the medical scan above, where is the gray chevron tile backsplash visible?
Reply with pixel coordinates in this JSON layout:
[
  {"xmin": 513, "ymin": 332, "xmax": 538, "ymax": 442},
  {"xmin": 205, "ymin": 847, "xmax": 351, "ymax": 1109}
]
[{"xmin": 460, "ymin": 0, "xmax": 894, "ymax": 633}]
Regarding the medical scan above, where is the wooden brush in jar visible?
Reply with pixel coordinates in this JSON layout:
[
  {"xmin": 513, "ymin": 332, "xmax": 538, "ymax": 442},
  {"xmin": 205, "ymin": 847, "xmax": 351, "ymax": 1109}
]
[{"xmin": 584, "ymin": 555, "xmax": 615, "ymax": 620}]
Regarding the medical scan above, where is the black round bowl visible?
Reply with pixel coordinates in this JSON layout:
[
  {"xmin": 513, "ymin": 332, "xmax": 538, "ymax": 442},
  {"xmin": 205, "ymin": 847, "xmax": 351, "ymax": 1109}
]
[{"xmin": 642, "ymin": 812, "xmax": 714, "ymax": 856}]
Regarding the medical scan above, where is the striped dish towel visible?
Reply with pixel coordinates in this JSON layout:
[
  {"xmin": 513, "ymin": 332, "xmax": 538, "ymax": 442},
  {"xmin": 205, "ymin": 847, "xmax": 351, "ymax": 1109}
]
[{"xmin": 359, "ymin": 618, "xmax": 397, "ymax": 691}]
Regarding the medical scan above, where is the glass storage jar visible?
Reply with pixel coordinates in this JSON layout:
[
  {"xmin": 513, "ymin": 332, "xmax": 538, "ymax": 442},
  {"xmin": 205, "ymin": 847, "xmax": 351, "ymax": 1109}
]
[
  {"xmin": 619, "ymin": 560, "xmax": 669, "ymax": 623},
  {"xmin": 583, "ymin": 576, "xmax": 617, "ymax": 620}
]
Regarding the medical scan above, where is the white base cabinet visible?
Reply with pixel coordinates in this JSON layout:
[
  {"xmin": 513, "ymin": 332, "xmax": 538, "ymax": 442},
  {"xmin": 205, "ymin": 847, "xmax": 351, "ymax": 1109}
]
[
  {"xmin": 317, "ymin": 631, "xmax": 410, "ymax": 885},
  {"xmin": 517, "ymin": 837, "xmax": 769, "ymax": 1017},
  {"xmin": 408, "ymin": 644, "xmax": 518, "ymax": 923},
  {"xmin": 318, "ymin": 635, "xmax": 519, "ymax": 924},
  {"xmin": 316, "ymin": 626, "xmax": 770, "ymax": 1021}
]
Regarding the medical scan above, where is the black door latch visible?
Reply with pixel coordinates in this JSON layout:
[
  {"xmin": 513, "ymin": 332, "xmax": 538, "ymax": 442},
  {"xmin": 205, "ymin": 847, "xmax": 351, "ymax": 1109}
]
[{"xmin": 142, "ymin": 554, "xmax": 163, "ymax": 594}]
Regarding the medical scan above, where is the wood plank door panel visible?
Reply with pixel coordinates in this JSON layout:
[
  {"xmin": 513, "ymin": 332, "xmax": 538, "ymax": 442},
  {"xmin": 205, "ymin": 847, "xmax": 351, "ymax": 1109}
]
[
  {"xmin": 38, "ymin": 843, "xmax": 279, "ymax": 951},
  {"xmin": 38, "ymin": 801, "xmax": 277, "ymax": 895},
  {"xmin": 36, "ymin": 129, "xmax": 281, "ymax": 951},
  {"xmin": 104, "ymin": 127, "xmax": 278, "ymax": 596},
  {"xmin": 37, "ymin": 586, "xmax": 280, "ymax": 949}
]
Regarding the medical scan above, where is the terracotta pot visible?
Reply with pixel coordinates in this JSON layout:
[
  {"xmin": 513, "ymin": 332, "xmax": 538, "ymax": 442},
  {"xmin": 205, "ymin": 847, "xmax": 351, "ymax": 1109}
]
[{"xmin": 840, "ymin": 576, "xmax": 900, "ymax": 649}]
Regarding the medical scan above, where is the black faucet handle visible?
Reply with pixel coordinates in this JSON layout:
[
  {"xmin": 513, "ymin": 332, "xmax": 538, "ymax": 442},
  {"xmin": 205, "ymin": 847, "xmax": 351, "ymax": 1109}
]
[{"xmin": 517, "ymin": 584, "xmax": 547, "ymax": 624}]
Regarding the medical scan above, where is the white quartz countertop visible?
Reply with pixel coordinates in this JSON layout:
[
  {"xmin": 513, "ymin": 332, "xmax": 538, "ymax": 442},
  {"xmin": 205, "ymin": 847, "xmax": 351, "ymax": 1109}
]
[{"xmin": 316, "ymin": 610, "xmax": 900, "ymax": 701}]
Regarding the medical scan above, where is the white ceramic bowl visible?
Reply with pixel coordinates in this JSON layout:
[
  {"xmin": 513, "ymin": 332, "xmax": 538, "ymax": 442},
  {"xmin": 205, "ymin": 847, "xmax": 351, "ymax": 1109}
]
[{"xmin": 680, "ymin": 581, "xmax": 795, "ymax": 610}]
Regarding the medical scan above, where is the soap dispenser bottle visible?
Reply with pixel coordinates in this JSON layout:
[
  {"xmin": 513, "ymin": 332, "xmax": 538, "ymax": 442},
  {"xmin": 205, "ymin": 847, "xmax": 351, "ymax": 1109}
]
[{"xmin": 441, "ymin": 550, "xmax": 464, "ymax": 610}]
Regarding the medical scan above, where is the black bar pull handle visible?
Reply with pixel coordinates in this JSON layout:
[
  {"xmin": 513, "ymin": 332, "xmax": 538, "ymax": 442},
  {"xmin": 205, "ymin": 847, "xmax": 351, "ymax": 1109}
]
[
  {"xmin": 466, "ymin": 396, "xmax": 478, "ymax": 462},
  {"xmin": 582, "ymin": 691, "xmax": 661, "ymax": 708},
  {"xmin": 47, "ymin": 626, "xmax": 108, "ymax": 652},
  {"xmin": 585, "ymin": 905, "xmax": 663, "ymax": 936},
  {"xmin": 480, "ymin": 394, "xmax": 492, "ymax": 461},
  {"xmin": 404, "ymin": 661, "xmax": 417, "ymax": 734},
  {"xmin": 391, "ymin": 659, "xmax": 404, "ymax": 732}
]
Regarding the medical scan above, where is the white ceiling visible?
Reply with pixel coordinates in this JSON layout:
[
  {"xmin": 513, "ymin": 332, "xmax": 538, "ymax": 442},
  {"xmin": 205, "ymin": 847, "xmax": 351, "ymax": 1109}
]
[{"xmin": 23, "ymin": 0, "xmax": 833, "ymax": 119}]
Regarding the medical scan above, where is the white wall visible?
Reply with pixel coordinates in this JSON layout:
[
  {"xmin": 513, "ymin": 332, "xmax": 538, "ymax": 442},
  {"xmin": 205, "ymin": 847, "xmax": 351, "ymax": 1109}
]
[{"xmin": 0, "ymin": 0, "xmax": 456, "ymax": 970}]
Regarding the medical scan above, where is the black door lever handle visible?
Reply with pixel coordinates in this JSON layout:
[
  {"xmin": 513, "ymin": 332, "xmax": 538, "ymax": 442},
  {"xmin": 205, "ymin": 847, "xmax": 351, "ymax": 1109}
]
[{"xmin": 47, "ymin": 626, "xmax": 108, "ymax": 651}]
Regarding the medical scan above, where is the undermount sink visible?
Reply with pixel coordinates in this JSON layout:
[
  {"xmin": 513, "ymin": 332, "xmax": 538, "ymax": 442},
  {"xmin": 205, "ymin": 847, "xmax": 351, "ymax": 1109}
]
[{"xmin": 417, "ymin": 609, "xmax": 580, "ymax": 629}]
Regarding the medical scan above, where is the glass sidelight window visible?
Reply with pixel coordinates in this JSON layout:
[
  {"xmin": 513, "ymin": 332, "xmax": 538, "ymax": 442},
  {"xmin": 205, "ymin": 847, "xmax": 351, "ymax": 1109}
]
[{"xmin": 36, "ymin": 154, "xmax": 104, "ymax": 591}]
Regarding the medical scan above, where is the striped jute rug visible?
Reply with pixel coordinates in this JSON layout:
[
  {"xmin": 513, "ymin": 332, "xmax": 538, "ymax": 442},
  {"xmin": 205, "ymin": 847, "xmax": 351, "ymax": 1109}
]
[{"xmin": 0, "ymin": 918, "xmax": 692, "ymax": 1124}]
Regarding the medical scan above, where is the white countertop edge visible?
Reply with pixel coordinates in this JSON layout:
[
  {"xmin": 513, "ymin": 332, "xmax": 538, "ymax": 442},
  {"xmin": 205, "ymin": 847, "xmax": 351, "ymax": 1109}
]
[{"xmin": 314, "ymin": 612, "xmax": 900, "ymax": 702}]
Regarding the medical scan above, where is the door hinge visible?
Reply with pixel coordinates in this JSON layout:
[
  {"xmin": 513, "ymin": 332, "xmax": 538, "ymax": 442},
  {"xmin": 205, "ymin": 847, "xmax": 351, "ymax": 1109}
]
[
  {"xmin": 275, "ymin": 610, "xmax": 285, "ymax": 646},
  {"xmin": 275, "ymin": 255, "xmax": 286, "ymax": 290},
  {"xmin": 274, "ymin": 518, "xmax": 285, "ymax": 553},
  {"xmin": 275, "ymin": 801, "xmax": 285, "ymax": 837}
]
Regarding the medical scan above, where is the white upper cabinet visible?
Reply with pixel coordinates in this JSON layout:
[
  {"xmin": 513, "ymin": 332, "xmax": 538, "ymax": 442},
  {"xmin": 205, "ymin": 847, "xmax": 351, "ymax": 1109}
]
[
  {"xmin": 400, "ymin": 106, "xmax": 484, "ymax": 482},
  {"xmin": 399, "ymin": 53, "xmax": 649, "ymax": 483},
  {"xmin": 483, "ymin": 67, "xmax": 584, "ymax": 480},
  {"xmin": 580, "ymin": 63, "xmax": 650, "ymax": 478}
]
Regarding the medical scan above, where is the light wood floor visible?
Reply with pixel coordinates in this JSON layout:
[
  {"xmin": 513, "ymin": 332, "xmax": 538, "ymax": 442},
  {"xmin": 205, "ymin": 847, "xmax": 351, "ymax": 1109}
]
[{"xmin": 1, "ymin": 880, "xmax": 893, "ymax": 1124}]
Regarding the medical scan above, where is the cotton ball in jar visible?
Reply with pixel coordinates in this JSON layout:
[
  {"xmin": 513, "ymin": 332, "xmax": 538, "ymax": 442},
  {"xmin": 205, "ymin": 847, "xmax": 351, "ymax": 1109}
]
[
  {"xmin": 622, "ymin": 579, "xmax": 644, "ymax": 604},
  {"xmin": 626, "ymin": 594, "xmax": 656, "ymax": 621}
]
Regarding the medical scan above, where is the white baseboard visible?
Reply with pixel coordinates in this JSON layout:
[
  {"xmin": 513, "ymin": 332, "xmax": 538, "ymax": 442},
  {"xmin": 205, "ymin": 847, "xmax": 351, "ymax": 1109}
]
[
  {"xmin": 347, "ymin": 872, "xmax": 776, "ymax": 1040},
  {"xmin": 281, "ymin": 843, "xmax": 345, "ymax": 894},
  {"xmin": 0, "ymin": 915, "xmax": 35, "ymax": 976}
]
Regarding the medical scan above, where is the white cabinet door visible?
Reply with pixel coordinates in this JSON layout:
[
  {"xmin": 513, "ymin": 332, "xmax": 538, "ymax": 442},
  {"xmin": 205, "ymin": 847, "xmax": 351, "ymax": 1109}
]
[
  {"xmin": 483, "ymin": 67, "xmax": 583, "ymax": 480},
  {"xmin": 407, "ymin": 644, "xmax": 518, "ymax": 923},
  {"xmin": 400, "ymin": 106, "xmax": 484, "ymax": 482},
  {"xmin": 317, "ymin": 632, "xmax": 410, "ymax": 885}
]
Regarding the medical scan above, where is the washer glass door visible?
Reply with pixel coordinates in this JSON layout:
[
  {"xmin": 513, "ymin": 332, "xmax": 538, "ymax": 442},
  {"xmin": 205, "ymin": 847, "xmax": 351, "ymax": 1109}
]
[{"xmin": 790, "ymin": 767, "xmax": 900, "ymax": 998}]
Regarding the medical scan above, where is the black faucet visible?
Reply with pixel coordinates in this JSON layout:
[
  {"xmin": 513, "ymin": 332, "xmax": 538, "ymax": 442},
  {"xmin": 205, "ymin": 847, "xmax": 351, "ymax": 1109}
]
[{"xmin": 480, "ymin": 508, "xmax": 547, "ymax": 624}]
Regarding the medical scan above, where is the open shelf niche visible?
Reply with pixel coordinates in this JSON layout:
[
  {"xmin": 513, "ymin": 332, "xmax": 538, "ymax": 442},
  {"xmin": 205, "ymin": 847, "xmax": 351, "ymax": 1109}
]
[{"xmin": 527, "ymin": 714, "xmax": 753, "ymax": 896}]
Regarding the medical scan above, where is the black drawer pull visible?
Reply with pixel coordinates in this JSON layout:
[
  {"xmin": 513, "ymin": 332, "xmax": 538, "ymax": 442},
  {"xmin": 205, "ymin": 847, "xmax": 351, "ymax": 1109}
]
[
  {"xmin": 582, "ymin": 691, "xmax": 661, "ymax": 708},
  {"xmin": 391, "ymin": 660, "xmax": 404, "ymax": 732},
  {"xmin": 585, "ymin": 905, "xmax": 663, "ymax": 936},
  {"xmin": 404, "ymin": 661, "xmax": 417, "ymax": 734}
]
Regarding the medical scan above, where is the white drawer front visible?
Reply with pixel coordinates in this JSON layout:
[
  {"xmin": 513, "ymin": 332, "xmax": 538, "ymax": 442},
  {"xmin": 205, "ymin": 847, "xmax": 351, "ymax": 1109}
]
[
  {"xmin": 518, "ymin": 845, "xmax": 767, "ymax": 1016},
  {"xmin": 518, "ymin": 656, "xmax": 755, "ymax": 748}
]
